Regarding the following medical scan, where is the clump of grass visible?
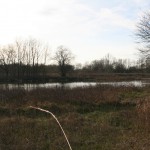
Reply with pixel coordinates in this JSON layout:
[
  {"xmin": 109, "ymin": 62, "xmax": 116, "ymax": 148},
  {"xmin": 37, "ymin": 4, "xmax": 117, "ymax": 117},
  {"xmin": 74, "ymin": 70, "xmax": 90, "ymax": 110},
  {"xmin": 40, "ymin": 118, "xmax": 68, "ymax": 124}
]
[
  {"xmin": 0, "ymin": 84, "xmax": 148, "ymax": 107},
  {"xmin": 29, "ymin": 106, "xmax": 72, "ymax": 150},
  {"xmin": 137, "ymin": 97, "xmax": 150, "ymax": 128}
]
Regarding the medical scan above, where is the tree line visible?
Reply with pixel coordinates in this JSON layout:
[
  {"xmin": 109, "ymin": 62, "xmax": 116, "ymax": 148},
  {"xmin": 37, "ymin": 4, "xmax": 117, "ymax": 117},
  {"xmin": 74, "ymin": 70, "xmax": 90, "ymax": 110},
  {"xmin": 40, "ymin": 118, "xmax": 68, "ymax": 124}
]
[
  {"xmin": 81, "ymin": 55, "xmax": 150, "ymax": 73},
  {"xmin": 0, "ymin": 38, "xmax": 50, "ymax": 82},
  {"xmin": 0, "ymin": 41, "xmax": 149, "ymax": 83},
  {"xmin": 0, "ymin": 39, "xmax": 75, "ymax": 82}
]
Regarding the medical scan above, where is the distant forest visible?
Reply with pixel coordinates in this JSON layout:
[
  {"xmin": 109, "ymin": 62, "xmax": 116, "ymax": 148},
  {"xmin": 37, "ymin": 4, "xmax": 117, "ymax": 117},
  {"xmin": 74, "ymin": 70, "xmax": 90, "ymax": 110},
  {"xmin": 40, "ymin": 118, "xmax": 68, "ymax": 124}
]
[{"xmin": 0, "ymin": 38, "xmax": 150, "ymax": 83}]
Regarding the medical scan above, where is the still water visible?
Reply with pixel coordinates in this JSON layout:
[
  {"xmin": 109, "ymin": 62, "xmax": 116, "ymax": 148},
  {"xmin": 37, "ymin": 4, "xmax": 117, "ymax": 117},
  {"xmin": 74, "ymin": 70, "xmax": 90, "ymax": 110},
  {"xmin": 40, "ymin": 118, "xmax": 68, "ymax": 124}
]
[{"xmin": 0, "ymin": 80, "xmax": 149, "ymax": 90}]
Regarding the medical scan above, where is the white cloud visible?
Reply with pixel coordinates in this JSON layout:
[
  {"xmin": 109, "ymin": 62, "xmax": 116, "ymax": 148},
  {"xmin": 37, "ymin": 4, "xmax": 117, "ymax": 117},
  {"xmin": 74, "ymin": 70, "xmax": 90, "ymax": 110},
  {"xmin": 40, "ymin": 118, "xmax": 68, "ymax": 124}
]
[
  {"xmin": 39, "ymin": 0, "xmax": 135, "ymax": 37},
  {"xmin": 132, "ymin": 0, "xmax": 147, "ymax": 4},
  {"xmin": 0, "ymin": 0, "xmax": 135, "ymax": 41},
  {"xmin": 0, "ymin": 0, "xmax": 147, "ymax": 62},
  {"xmin": 96, "ymin": 8, "xmax": 135, "ymax": 30},
  {"xmin": 132, "ymin": 0, "xmax": 150, "ymax": 12}
]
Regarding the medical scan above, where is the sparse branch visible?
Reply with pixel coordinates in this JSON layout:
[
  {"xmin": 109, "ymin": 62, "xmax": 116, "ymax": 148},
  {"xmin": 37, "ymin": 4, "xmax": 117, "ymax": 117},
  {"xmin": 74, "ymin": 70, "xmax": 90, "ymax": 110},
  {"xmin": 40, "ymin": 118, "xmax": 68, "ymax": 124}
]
[
  {"xmin": 136, "ymin": 13, "xmax": 150, "ymax": 44},
  {"xmin": 135, "ymin": 12, "xmax": 150, "ymax": 66}
]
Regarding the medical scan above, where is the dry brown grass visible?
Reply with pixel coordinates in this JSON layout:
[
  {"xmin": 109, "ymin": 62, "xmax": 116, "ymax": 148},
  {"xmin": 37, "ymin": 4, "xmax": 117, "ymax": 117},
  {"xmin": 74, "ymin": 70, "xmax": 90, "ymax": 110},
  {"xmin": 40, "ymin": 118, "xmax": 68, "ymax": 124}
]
[
  {"xmin": 0, "ymin": 85, "xmax": 150, "ymax": 149},
  {"xmin": 137, "ymin": 97, "xmax": 150, "ymax": 128},
  {"xmin": 29, "ymin": 106, "xmax": 73, "ymax": 150}
]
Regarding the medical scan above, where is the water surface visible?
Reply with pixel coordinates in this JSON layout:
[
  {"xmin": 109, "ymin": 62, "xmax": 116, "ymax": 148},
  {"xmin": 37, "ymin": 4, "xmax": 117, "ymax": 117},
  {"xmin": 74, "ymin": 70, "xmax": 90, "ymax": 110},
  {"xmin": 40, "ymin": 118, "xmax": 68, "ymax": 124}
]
[{"xmin": 0, "ymin": 80, "xmax": 149, "ymax": 90}]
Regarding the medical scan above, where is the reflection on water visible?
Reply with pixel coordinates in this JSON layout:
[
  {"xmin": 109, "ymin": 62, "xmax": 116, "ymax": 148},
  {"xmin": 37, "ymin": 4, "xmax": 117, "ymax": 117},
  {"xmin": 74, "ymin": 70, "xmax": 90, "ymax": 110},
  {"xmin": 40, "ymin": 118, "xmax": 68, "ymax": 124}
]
[
  {"xmin": 100, "ymin": 81, "xmax": 144, "ymax": 87},
  {"xmin": 0, "ymin": 81, "xmax": 149, "ymax": 90}
]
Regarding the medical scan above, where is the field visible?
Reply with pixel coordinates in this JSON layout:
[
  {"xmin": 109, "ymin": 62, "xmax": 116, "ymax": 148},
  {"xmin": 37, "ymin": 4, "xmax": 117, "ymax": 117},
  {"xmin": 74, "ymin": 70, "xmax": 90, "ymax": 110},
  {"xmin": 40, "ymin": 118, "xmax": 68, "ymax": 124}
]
[{"xmin": 0, "ymin": 85, "xmax": 150, "ymax": 150}]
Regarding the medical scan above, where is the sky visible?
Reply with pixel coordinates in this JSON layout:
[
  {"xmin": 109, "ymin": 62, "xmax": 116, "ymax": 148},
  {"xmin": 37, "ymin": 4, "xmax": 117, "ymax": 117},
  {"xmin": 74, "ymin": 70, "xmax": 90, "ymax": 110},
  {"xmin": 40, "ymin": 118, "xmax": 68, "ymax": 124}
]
[{"xmin": 0, "ymin": 0, "xmax": 150, "ymax": 64}]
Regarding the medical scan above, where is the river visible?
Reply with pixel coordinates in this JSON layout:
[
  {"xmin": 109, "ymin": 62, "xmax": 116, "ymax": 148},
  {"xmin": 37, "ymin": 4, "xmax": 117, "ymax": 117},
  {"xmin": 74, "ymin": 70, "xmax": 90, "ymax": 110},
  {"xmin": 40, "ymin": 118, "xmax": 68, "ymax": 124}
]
[{"xmin": 0, "ymin": 80, "xmax": 149, "ymax": 90}]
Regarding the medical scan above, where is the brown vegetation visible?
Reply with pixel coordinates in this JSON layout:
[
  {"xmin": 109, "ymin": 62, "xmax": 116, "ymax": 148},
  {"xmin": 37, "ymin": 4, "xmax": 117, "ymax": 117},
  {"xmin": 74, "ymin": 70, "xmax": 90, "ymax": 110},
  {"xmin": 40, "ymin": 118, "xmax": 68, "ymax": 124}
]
[{"xmin": 0, "ymin": 85, "xmax": 150, "ymax": 149}]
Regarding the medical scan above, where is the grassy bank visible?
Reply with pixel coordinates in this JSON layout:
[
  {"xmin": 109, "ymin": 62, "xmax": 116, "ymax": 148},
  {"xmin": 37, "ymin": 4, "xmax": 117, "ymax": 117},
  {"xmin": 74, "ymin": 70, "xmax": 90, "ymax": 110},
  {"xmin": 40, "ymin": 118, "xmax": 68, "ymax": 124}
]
[
  {"xmin": 1, "ymin": 73, "xmax": 150, "ymax": 84},
  {"xmin": 0, "ymin": 85, "xmax": 150, "ymax": 149}
]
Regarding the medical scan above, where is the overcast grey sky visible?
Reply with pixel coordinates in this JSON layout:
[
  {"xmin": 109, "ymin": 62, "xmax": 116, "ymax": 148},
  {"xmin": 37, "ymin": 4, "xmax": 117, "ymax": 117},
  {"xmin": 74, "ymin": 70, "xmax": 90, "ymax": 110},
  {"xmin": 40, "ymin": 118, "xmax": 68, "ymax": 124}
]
[{"xmin": 0, "ymin": 0, "xmax": 150, "ymax": 63}]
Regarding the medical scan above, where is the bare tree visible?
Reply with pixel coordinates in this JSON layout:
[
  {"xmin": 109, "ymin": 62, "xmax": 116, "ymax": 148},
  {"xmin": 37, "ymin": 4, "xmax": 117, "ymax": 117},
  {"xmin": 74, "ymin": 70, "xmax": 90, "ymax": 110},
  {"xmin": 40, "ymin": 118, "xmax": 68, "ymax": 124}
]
[
  {"xmin": 54, "ymin": 46, "xmax": 74, "ymax": 77},
  {"xmin": 136, "ymin": 12, "xmax": 150, "ymax": 59},
  {"xmin": 43, "ymin": 44, "xmax": 49, "ymax": 65},
  {"xmin": 15, "ymin": 39, "xmax": 23, "ymax": 79},
  {"xmin": 0, "ymin": 45, "xmax": 16, "ymax": 79}
]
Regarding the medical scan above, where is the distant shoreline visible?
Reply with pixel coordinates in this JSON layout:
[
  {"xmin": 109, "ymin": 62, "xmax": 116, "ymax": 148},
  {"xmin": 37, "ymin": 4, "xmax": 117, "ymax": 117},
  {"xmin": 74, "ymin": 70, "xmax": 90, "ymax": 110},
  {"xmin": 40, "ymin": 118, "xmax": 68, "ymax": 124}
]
[{"xmin": 0, "ymin": 73, "xmax": 150, "ymax": 84}]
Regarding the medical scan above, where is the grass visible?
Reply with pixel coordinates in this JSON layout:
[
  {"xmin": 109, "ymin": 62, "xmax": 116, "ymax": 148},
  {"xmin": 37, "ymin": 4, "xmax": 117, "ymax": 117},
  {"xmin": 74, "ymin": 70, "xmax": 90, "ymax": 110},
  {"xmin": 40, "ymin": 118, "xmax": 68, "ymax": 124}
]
[
  {"xmin": 29, "ymin": 106, "xmax": 73, "ymax": 150},
  {"xmin": 0, "ymin": 85, "xmax": 150, "ymax": 149}
]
